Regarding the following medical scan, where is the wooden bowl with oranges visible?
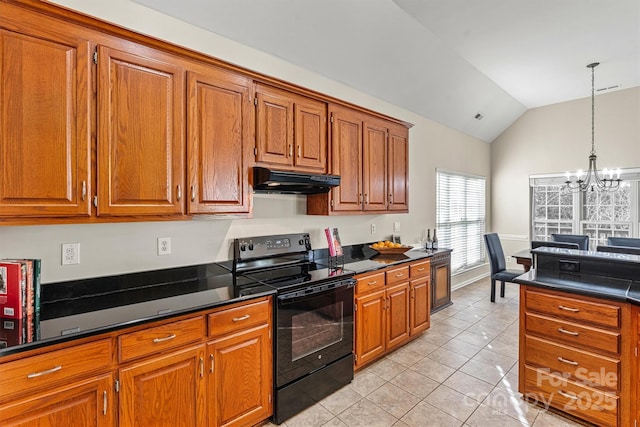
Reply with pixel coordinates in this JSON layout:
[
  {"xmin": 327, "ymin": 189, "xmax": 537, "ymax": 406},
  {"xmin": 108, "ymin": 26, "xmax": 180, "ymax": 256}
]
[{"xmin": 369, "ymin": 240, "xmax": 412, "ymax": 254}]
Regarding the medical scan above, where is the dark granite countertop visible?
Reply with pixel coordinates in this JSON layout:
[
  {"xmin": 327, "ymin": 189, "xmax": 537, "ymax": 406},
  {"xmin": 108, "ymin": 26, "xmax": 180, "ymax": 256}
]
[
  {"xmin": 327, "ymin": 244, "xmax": 451, "ymax": 275},
  {"xmin": 514, "ymin": 247, "xmax": 640, "ymax": 304},
  {"xmin": 0, "ymin": 243, "xmax": 451, "ymax": 358},
  {"xmin": 513, "ymin": 269, "xmax": 631, "ymax": 302},
  {"xmin": 0, "ymin": 262, "xmax": 275, "ymax": 357}
]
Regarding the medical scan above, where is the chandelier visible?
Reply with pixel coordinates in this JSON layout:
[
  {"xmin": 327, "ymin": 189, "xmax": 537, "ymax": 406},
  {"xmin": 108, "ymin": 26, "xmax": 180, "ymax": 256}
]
[{"xmin": 564, "ymin": 62, "xmax": 622, "ymax": 192}]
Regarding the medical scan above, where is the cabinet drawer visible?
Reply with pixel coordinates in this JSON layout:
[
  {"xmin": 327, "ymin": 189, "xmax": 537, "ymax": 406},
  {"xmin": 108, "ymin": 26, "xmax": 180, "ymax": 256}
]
[
  {"xmin": 118, "ymin": 316, "xmax": 204, "ymax": 362},
  {"xmin": 355, "ymin": 272, "xmax": 385, "ymax": 296},
  {"xmin": 385, "ymin": 265, "xmax": 409, "ymax": 286},
  {"xmin": 524, "ymin": 335, "xmax": 619, "ymax": 392},
  {"xmin": 525, "ymin": 289, "xmax": 621, "ymax": 329},
  {"xmin": 409, "ymin": 260, "xmax": 430, "ymax": 279},
  {"xmin": 208, "ymin": 299, "xmax": 270, "ymax": 337},
  {"xmin": 0, "ymin": 338, "xmax": 112, "ymax": 401},
  {"xmin": 523, "ymin": 365, "xmax": 618, "ymax": 427},
  {"xmin": 525, "ymin": 313, "xmax": 620, "ymax": 355}
]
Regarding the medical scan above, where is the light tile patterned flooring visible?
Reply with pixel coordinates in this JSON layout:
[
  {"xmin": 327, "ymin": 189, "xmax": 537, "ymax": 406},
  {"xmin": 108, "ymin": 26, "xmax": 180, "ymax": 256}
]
[{"xmin": 266, "ymin": 278, "xmax": 584, "ymax": 427}]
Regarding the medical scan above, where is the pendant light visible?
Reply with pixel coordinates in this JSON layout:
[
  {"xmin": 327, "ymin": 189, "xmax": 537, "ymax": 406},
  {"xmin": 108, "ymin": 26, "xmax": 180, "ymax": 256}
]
[{"xmin": 564, "ymin": 62, "xmax": 622, "ymax": 192}]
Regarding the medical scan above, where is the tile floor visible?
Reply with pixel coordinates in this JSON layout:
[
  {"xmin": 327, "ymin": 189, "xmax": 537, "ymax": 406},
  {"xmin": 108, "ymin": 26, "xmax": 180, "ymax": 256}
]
[{"xmin": 266, "ymin": 277, "xmax": 584, "ymax": 427}]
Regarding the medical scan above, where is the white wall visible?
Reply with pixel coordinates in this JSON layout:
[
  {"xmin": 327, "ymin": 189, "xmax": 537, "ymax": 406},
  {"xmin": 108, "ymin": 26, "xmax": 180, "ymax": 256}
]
[
  {"xmin": 491, "ymin": 87, "xmax": 640, "ymax": 257},
  {"xmin": 0, "ymin": 0, "xmax": 491, "ymax": 285}
]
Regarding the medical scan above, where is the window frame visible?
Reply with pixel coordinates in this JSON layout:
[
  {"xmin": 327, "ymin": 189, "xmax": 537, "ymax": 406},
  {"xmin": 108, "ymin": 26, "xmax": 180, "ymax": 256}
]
[
  {"xmin": 436, "ymin": 169, "xmax": 487, "ymax": 275},
  {"xmin": 529, "ymin": 169, "xmax": 640, "ymax": 246}
]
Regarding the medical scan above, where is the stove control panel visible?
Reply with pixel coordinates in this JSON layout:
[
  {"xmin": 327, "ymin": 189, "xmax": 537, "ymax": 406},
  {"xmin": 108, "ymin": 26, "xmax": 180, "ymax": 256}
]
[{"xmin": 234, "ymin": 233, "xmax": 311, "ymax": 260}]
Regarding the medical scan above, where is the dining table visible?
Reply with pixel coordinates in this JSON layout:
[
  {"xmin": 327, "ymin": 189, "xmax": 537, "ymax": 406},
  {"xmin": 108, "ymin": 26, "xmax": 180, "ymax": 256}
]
[{"xmin": 512, "ymin": 249, "xmax": 532, "ymax": 272}]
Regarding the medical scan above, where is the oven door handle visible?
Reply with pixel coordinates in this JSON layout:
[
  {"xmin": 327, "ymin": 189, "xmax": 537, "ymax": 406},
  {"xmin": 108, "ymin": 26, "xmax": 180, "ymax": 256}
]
[{"xmin": 277, "ymin": 279, "xmax": 355, "ymax": 305}]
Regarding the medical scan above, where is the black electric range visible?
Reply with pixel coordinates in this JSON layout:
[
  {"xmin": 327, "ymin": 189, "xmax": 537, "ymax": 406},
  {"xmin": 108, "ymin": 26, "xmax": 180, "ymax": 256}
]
[{"xmin": 232, "ymin": 233, "xmax": 356, "ymax": 425}]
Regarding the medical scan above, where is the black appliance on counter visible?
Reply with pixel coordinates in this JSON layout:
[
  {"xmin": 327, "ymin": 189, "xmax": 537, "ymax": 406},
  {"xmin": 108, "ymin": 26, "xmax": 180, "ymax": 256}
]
[{"xmin": 232, "ymin": 233, "xmax": 356, "ymax": 424}]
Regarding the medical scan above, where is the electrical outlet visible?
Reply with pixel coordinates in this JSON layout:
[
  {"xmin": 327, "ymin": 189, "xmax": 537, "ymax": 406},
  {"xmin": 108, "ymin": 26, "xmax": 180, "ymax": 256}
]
[
  {"xmin": 62, "ymin": 243, "xmax": 80, "ymax": 265},
  {"xmin": 393, "ymin": 222, "xmax": 401, "ymax": 233},
  {"xmin": 371, "ymin": 224, "xmax": 376, "ymax": 234},
  {"xmin": 157, "ymin": 237, "xmax": 172, "ymax": 256}
]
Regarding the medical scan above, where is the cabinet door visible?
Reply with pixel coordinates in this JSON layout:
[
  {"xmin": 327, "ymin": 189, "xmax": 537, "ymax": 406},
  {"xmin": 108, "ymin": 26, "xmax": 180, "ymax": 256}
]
[
  {"xmin": 0, "ymin": 29, "xmax": 91, "ymax": 217},
  {"xmin": 362, "ymin": 120, "xmax": 388, "ymax": 211},
  {"xmin": 388, "ymin": 124, "xmax": 408, "ymax": 212},
  {"xmin": 97, "ymin": 45, "xmax": 185, "ymax": 216},
  {"xmin": 431, "ymin": 256, "xmax": 452, "ymax": 312},
  {"xmin": 255, "ymin": 85, "xmax": 293, "ymax": 168},
  {"xmin": 386, "ymin": 282, "xmax": 410, "ymax": 350},
  {"xmin": 293, "ymin": 98, "xmax": 327, "ymax": 172},
  {"xmin": 187, "ymin": 68, "xmax": 252, "ymax": 214},
  {"xmin": 329, "ymin": 105, "xmax": 363, "ymax": 212},
  {"xmin": 119, "ymin": 345, "xmax": 206, "ymax": 427},
  {"xmin": 208, "ymin": 324, "xmax": 272, "ymax": 427},
  {"xmin": 410, "ymin": 278, "xmax": 430, "ymax": 336},
  {"xmin": 355, "ymin": 289, "xmax": 386, "ymax": 368},
  {"xmin": 0, "ymin": 373, "xmax": 114, "ymax": 427}
]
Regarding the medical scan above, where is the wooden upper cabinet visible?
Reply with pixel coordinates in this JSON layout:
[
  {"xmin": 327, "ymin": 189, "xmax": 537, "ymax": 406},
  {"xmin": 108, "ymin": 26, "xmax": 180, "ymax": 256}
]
[
  {"xmin": 328, "ymin": 104, "xmax": 363, "ymax": 212},
  {"xmin": 0, "ymin": 28, "xmax": 91, "ymax": 217},
  {"xmin": 388, "ymin": 124, "xmax": 409, "ymax": 211},
  {"xmin": 308, "ymin": 105, "xmax": 409, "ymax": 215},
  {"xmin": 255, "ymin": 84, "xmax": 327, "ymax": 173},
  {"xmin": 187, "ymin": 67, "xmax": 252, "ymax": 214},
  {"xmin": 363, "ymin": 119, "xmax": 388, "ymax": 211},
  {"xmin": 255, "ymin": 84, "xmax": 293, "ymax": 168},
  {"xmin": 97, "ymin": 45, "xmax": 185, "ymax": 216},
  {"xmin": 293, "ymin": 97, "xmax": 327, "ymax": 172}
]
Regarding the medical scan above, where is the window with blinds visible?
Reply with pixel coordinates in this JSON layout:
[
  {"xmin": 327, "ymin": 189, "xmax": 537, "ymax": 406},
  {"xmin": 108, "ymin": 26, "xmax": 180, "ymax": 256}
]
[{"xmin": 436, "ymin": 170, "xmax": 486, "ymax": 274}]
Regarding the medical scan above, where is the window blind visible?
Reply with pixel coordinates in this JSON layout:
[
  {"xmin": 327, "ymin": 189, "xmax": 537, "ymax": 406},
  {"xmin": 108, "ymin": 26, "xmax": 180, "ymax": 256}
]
[{"xmin": 436, "ymin": 170, "xmax": 486, "ymax": 274}]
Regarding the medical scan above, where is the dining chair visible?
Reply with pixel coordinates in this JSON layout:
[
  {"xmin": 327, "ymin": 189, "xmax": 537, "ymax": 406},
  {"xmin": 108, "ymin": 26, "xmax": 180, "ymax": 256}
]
[
  {"xmin": 606, "ymin": 237, "xmax": 640, "ymax": 248},
  {"xmin": 551, "ymin": 234, "xmax": 589, "ymax": 250},
  {"xmin": 484, "ymin": 233, "xmax": 523, "ymax": 302}
]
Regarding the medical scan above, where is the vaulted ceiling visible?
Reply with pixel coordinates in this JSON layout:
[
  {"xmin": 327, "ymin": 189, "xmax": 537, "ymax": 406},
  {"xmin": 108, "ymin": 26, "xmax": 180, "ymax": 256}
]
[{"xmin": 133, "ymin": 0, "xmax": 640, "ymax": 142}]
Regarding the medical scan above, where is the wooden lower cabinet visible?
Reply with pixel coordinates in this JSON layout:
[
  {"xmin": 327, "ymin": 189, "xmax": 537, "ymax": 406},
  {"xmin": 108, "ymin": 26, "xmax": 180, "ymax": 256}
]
[
  {"xmin": 0, "ymin": 373, "xmax": 115, "ymax": 427},
  {"xmin": 354, "ymin": 260, "xmax": 430, "ymax": 369},
  {"xmin": 409, "ymin": 276, "xmax": 430, "ymax": 336},
  {"xmin": 386, "ymin": 282, "xmax": 410, "ymax": 350},
  {"xmin": 207, "ymin": 323, "xmax": 272, "ymax": 427},
  {"xmin": 119, "ymin": 344, "xmax": 207, "ymax": 427},
  {"xmin": 0, "ymin": 297, "xmax": 274, "ymax": 427},
  {"xmin": 355, "ymin": 288, "xmax": 386, "ymax": 367},
  {"xmin": 635, "ymin": 307, "xmax": 640, "ymax": 427},
  {"xmin": 520, "ymin": 286, "xmax": 631, "ymax": 427}
]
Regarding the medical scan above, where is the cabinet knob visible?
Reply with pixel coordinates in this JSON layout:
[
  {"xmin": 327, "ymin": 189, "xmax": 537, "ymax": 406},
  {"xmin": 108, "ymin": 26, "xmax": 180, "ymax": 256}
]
[{"xmin": 190, "ymin": 186, "xmax": 196, "ymax": 202}]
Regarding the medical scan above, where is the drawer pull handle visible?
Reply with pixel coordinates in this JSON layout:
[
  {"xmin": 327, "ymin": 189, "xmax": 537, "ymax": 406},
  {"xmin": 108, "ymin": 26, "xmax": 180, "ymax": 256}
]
[
  {"xmin": 103, "ymin": 391, "xmax": 108, "ymax": 416},
  {"xmin": 416, "ymin": 268, "xmax": 425, "ymax": 272},
  {"xmin": 232, "ymin": 314, "xmax": 250, "ymax": 322},
  {"xmin": 210, "ymin": 354, "xmax": 214, "ymax": 373},
  {"xmin": 27, "ymin": 365, "xmax": 62, "ymax": 379},
  {"xmin": 558, "ymin": 305, "xmax": 579, "ymax": 312},
  {"xmin": 153, "ymin": 333, "xmax": 177, "ymax": 343},
  {"xmin": 557, "ymin": 356, "xmax": 579, "ymax": 366},
  {"xmin": 557, "ymin": 390, "xmax": 578, "ymax": 400},
  {"xmin": 395, "ymin": 273, "xmax": 404, "ymax": 277},
  {"xmin": 558, "ymin": 328, "xmax": 579, "ymax": 336},
  {"xmin": 368, "ymin": 280, "xmax": 378, "ymax": 286}
]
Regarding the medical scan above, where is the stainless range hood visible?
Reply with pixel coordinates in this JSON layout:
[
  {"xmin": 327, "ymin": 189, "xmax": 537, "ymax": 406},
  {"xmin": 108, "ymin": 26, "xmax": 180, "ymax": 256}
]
[{"xmin": 253, "ymin": 167, "xmax": 340, "ymax": 194}]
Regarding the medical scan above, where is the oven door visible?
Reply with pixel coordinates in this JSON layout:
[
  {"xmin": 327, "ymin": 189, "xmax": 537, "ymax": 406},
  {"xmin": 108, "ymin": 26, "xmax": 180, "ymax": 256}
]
[{"xmin": 275, "ymin": 279, "xmax": 355, "ymax": 387}]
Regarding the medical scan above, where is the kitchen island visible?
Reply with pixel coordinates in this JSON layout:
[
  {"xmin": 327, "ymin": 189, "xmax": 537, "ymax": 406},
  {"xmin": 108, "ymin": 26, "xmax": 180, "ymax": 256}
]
[{"xmin": 514, "ymin": 247, "xmax": 640, "ymax": 427}]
